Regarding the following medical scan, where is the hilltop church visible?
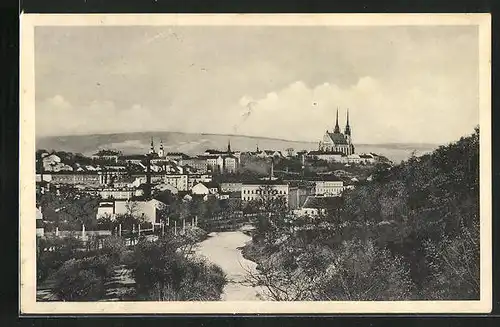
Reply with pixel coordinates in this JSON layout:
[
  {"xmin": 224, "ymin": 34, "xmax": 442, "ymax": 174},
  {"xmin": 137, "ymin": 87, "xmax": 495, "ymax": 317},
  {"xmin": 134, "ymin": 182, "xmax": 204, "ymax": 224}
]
[{"xmin": 318, "ymin": 109, "xmax": 355, "ymax": 155}]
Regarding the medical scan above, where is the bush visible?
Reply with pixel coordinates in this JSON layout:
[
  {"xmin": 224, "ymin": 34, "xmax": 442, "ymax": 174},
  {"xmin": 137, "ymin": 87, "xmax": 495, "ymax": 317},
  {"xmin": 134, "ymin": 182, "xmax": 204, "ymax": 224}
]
[
  {"xmin": 37, "ymin": 236, "xmax": 82, "ymax": 283},
  {"xmin": 129, "ymin": 238, "xmax": 227, "ymax": 301},
  {"xmin": 51, "ymin": 255, "xmax": 114, "ymax": 301}
]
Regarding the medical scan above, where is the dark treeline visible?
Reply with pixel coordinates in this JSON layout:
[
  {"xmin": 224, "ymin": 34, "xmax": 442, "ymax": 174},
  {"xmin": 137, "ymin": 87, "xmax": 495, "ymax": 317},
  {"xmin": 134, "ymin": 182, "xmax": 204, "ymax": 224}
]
[{"xmin": 243, "ymin": 127, "xmax": 479, "ymax": 301}]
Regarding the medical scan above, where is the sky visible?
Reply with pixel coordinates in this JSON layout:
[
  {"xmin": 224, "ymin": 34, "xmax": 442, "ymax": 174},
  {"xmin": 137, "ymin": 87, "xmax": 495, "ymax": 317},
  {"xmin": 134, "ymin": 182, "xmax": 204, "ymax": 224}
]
[{"xmin": 35, "ymin": 25, "xmax": 479, "ymax": 144}]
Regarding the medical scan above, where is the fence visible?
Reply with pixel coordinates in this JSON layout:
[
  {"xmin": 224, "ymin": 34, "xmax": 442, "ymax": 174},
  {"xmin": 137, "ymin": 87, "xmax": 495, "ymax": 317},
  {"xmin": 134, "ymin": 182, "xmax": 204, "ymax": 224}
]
[{"xmin": 198, "ymin": 212, "xmax": 258, "ymax": 232}]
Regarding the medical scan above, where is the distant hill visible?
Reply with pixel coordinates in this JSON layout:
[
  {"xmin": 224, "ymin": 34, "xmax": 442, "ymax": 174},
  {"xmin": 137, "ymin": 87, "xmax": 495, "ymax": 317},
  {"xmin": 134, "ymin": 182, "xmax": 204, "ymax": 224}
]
[{"xmin": 36, "ymin": 132, "xmax": 439, "ymax": 164}]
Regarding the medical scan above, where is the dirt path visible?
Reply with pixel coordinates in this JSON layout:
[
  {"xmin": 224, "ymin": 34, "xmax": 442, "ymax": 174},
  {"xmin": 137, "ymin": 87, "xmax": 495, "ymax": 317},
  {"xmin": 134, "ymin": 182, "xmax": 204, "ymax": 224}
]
[{"xmin": 195, "ymin": 230, "xmax": 264, "ymax": 301}]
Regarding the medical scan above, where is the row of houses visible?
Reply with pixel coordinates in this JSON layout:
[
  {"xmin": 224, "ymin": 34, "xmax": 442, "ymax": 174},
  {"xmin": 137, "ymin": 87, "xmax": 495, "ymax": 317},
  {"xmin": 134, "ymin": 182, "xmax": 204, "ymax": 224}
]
[
  {"xmin": 305, "ymin": 151, "xmax": 379, "ymax": 164},
  {"xmin": 93, "ymin": 178, "xmax": 348, "ymax": 223}
]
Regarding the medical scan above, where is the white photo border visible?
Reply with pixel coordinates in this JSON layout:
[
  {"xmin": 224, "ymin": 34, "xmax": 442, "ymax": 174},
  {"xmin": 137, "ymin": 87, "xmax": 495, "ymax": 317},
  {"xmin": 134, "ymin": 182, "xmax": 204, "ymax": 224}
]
[{"xmin": 19, "ymin": 13, "xmax": 492, "ymax": 314}]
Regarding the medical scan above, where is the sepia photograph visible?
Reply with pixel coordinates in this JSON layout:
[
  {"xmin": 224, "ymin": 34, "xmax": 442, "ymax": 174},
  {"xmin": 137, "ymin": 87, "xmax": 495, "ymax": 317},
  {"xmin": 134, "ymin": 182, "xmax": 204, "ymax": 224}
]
[{"xmin": 19, "ymin": 14, "xmax": 491, "ymax": 314}]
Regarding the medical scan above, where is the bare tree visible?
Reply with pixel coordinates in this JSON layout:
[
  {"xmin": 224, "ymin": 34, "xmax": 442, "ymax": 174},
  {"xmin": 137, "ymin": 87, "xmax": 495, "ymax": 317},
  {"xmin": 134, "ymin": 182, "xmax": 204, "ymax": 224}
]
[{"xmin": 125, "ymin": 201, "xmax": 139, "ymax": 217}]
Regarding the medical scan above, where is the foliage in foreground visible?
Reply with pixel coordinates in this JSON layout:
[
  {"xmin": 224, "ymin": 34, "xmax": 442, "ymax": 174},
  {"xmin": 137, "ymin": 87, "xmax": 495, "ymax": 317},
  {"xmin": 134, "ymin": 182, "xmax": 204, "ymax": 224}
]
[
  {"xmin": 244, "ymin": 127, "xmax": 480, "ymax": 301},
  {"xmin": 38, "ymin": 230, "xmax": 227, "ymax": 301},
  {"xmin": 130, "ymin": 238, "xmax": 227, "ymax": 301}
]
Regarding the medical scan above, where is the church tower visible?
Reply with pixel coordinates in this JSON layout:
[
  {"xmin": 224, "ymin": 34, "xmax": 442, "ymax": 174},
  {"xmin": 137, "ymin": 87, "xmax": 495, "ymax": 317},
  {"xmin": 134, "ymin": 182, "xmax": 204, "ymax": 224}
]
[
  {"xmin": 344, "ymin": 109, "xmax": 351, "ymax": 139},
  {"xmin": 158, "ymin": 139, "xmax": 164, "ymax": 157},
  {"xmin": 333, "ymin": 108, "xmax": 341, "ymax": 134},
  {"xmin": 344, "ymin": 109, "xmax": 355, "ymax": 155},
  {"xmin": 149, "ymin": 137, "xmax": 155, "ymax": 154},
  {"xmin": 227, "ymin": 139, "xmax": 232, "ymax": 154}
]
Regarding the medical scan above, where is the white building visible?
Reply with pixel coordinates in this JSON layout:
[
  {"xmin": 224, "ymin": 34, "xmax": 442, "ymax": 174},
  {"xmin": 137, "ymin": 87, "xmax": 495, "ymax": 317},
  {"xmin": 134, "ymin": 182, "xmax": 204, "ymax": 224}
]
[
  {"xmin": 99, "ymin": 187, "xmax": 135, "ymax": 200},
  {"xmin": 96, "ymin": 199, "xmax": 167, "ymax": 224},
  {"xmin": 161, "ymin": 174, "xmax": 188, "ymax": 191},
  {"xmin": 241, "ymin": 180, "xmax": 289, "ymax": 204},
  {"xmin": 224, "ymin": 156, "xmax": 238, "ymax": 173},
  {"xmin": 119, "ymin": 155, "xmax": 145, "ymax": 165},
  {"xmin": 36, "ymin": 174, "xmax": 52, "ymax": 182},
  {"xmin": 42, "ymin": 154, "xmax": 61, "ymax": 165},
  {"xmin": 311, "ymin": 178, "xmax": 345, "ymax": 197},
  {"xmin": 133, "ymin": 174, "xmax": 188, "ymax": 191},
  {"xmin": 256, "ymin": 150, "xmax": 282, "ymax": 158},
  {"xmin": 187, "ymin": 174, "xmax": 213, "ymax": 190},
  {"xmin": 153, "ymin": 183, "xmax": 179, "ymax": 194},
  {"xmin": 192, "ymin": 182, "xmax": 219, "ymax": 195},
  {"xmin": 293, "ymin": 196, "xmax": 343, "ymax": 217},
  {"xmin": 220, "ymin": 182, "xmax": 242, "ymax": 193},
  {"xmin": 306, "ymin": 151, "xmax": 344, "ymax": 162},
  {"xmin": 180, "ymin": 157, "xmax": 209, "ymax": 173},
  {"xmin": 205, "ymin": 155, "xmax": 224, "ymax": 173},
  {"xmin": 334, "ymin": 153, "xmax": 377, "ymax": 164},
  {"xmin": 36, "ymin": 206, "xmax": 44, "ymax": 237},
  {"xmin": 283, "ymin": 148, "xmax": 296, "ymax": 157}
]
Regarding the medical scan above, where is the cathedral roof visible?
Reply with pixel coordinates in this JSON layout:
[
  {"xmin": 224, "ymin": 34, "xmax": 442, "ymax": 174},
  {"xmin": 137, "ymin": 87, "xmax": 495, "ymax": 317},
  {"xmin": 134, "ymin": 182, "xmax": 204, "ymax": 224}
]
[{"xmin": 327, "ymin": 132, "xmax": 349, "ymax": 145}]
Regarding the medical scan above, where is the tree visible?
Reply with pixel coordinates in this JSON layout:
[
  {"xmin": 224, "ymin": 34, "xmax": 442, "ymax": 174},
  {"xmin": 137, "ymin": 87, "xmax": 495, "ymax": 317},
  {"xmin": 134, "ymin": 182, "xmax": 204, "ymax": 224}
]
[
  {"xmin": 114, "ymin": 213, "xmax": 144, "ymax": 231},
  {"xmin": 245, "ymin": 238, "xmax": 413, "ymax": 301},
  {"xmin": 38, "ymin": 188, "xmax": 100, "ymax": 230},
  {"xmin": 129, "ymin": 238, "xmax": 227, "ymax": 301},
  {"xmin": 96, "ymin": 214, "xmax": 114, "ymax": 231},
  {"xmin": 422, "ymin": 217, "xmax": 480, "ymax": 300},
  {"xmin": 125, "ymin": 201, "xmax": 139, "ymax": 217},
  {"xmin": 51, "ymin": 255, "xmax": 114, "ymax": 301},
  {"xmin": 313, "ymin": 239, "xmax": 413, "ymax": 301},
  {"xmin": 242, "ymin": 128, "xmax": 480, "ymax": 301},
  {"xmin": 37, "ymin": 236, "xmax": 82, "ymax": 283}
]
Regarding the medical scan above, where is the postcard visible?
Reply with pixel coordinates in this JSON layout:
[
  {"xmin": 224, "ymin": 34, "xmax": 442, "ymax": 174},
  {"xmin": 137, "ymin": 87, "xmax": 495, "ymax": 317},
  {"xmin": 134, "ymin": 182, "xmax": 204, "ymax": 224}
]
[{"xmin": 20, "ymin": 13, "xmax": 491, "ymax": 314}]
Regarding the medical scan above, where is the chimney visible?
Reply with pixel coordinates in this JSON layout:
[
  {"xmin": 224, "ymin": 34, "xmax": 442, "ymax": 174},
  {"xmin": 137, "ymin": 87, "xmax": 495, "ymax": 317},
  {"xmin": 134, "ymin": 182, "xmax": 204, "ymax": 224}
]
[{"xmin": 269, "ymin": 159, "xmax": 274, "ymax": 181}]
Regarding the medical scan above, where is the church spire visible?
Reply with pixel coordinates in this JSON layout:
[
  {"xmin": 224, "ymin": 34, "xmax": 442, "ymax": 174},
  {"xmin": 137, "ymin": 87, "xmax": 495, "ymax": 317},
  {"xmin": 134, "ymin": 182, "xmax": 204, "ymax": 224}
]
[
  {"xmin": 344, "ymin": 109, "xmax": 351, "ymax": 136},
  {"xmin": 158, "ymin": 139, "xmax": 165, "ymax": 157},
  {"xmin": 333, "ymin": 107, "xmax": 341, "ymax": 133},
  {"xmin": 149, "ymin": 137, "xmax": 155, "ymax": 154},
  {"xmin": 227, "ymin": 139, "xmax": 232, "ymax": 154}
]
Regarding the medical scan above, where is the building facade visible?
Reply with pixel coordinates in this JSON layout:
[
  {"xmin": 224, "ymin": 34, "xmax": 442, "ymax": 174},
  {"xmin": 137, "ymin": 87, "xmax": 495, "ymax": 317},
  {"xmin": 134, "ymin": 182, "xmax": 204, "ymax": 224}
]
[
  {"xmin": 192, "ymin": 182, "xmax": 219, "ymax": 195},
  {"xmin": 220, "ymin": 182, "xmax": 243, "ymax": 193},
  {"xmin": 99, "ymin": 187, "xmax": 135, "ymax": 200},
  {"xmin": 50, "ymin": 173, "xmax": 101, "ymax": 186},
  {"xmin": 312, "ymin": 180, "xmax": 345, "ymax": 196},
  {"xmin": 161, "ymin": 174, "xmax": 189, "ymax": 191},
  {"xmin": 180, "ymin": 157, "xmax": 209, "ymax": 173},
  {"xmin": 241, "ymin": 181, "xmax": 289, "ymax": 204},
  {"xmin": 223, "ymin": 156, "xmax": 238, "ymax": 173}
]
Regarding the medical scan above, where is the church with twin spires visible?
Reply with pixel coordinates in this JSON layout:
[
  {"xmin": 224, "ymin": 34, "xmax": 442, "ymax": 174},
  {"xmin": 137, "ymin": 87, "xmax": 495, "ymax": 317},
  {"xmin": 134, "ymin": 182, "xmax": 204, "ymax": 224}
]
[{"xmin": 318, "ymin": 109, "xmax": 355, "ymax": 155}]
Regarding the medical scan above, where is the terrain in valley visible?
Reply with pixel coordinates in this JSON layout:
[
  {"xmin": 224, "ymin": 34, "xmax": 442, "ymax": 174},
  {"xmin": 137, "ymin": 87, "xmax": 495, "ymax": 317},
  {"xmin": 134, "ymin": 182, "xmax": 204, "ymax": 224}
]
[{"xmin": 36, "ymin": 132, "xmax": 439, "ymax": 164}]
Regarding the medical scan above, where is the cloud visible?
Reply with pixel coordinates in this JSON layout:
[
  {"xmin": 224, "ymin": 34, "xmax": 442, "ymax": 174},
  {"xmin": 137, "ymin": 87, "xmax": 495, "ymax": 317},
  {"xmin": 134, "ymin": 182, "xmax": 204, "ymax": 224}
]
[
  {"xmin": 36, "ymin": 96, "xmax": 173, "ymax": 137},
  {"xmin": 35, "ymin": 26, "xmax": 478, "ymax": 144},
  {"xmin": 234, "ymin": 76, "xmax": 478, "ymax": 144},
  {"xmin": 37, "ymin": 68, "xmax": 478, "ymax": 145}
]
